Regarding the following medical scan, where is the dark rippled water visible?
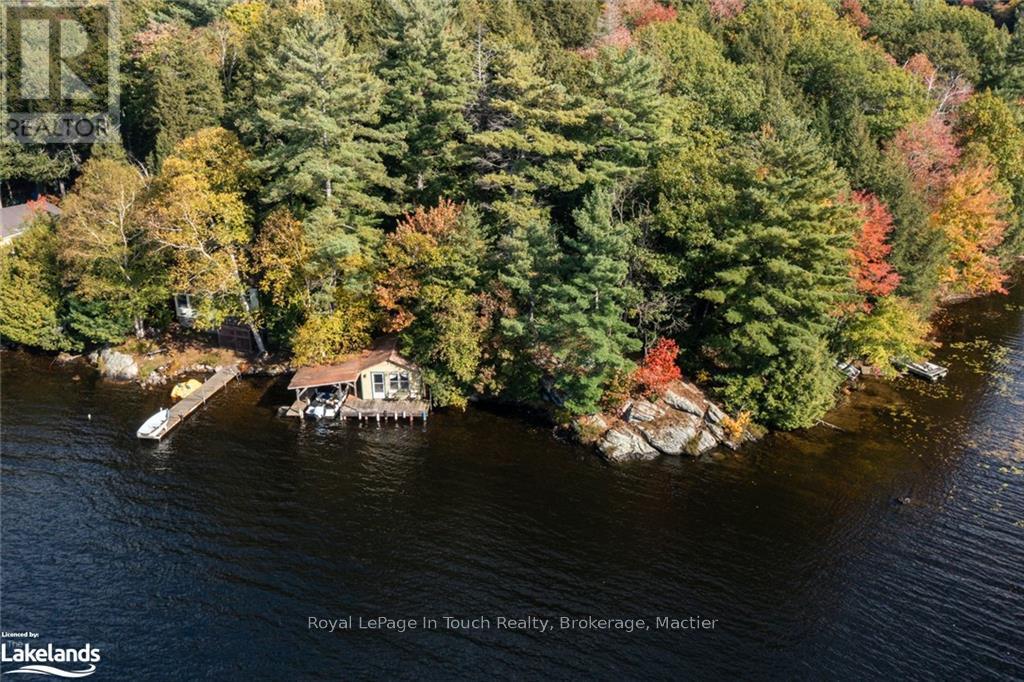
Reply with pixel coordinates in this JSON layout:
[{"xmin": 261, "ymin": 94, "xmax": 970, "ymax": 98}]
[{"xmin": 2, "ymin": 282, "xmax": 1023, "ymax": 680}]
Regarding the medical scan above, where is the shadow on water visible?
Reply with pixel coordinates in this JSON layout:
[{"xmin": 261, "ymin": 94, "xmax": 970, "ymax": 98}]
[{"xmin": 1, "ymin": 278, "xmax": 1022, "ymax": 679}]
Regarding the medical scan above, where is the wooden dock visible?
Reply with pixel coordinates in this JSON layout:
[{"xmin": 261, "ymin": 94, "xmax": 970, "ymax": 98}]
[
  {"xmin": 340, "ymin": 395, "xmax": 430, "ymax": 422},
  {"xmin": 137, "ymin": 366, "xmax": 240, "ymax": 440}
]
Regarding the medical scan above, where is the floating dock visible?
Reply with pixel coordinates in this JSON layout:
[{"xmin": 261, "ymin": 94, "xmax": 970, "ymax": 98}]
[
  {"xmin": 905, "ymin": 361, "xmax": 948, "ymax": 382},
  {"xmin": 137, "ymin": 366, "xmax": 240, "ymax": 440}
]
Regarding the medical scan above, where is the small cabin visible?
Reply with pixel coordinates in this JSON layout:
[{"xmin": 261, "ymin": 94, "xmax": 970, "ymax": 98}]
[
  {"xmin": 173, "ymin": 289, "xmax": 263, "ymax": 354},
  {"xmin": 285, "ymin": 338, "xmax": 429, "ymax": 420},
  {"xmin": 174, "ymin": 288, "xmax": 260, "ymax": 328}
]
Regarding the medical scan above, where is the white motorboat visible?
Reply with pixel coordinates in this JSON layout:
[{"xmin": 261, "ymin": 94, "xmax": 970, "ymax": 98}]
[{"xmin": 137, "ymin": 408, "xmax": 171, "ymax": 440}]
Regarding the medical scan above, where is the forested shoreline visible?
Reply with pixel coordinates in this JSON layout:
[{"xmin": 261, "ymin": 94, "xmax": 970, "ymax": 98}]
[{"xmin": 2, "ymin": 0, "xmax": 1023, "ymax": 430}]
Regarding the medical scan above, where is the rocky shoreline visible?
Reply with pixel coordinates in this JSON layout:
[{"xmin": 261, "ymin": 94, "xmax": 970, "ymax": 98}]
[
  {"xmin": 578, "ymin": 380, "xmax": 761, "ymax": 463},
  {"xmin": 58, "ymin": 346, "xmax": 756, "ymax": 462},
  {"xmin": 56, "ymin": 345, "xmax": 291, "ymax": 386}
]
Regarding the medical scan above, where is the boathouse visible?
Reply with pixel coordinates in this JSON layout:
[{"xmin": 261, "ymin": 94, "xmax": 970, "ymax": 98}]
[{"xmin": 285, "ymin": 338, "xmax": 429, "ymax": 420}]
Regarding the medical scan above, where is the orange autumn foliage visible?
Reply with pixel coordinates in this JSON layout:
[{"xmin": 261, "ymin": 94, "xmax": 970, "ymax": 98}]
[
  {"xmin": 375, "ymin": 199, "xmax": 463, "ymax": 333},
  {"xmin": 839, "ymin": 0, "xmax": 870, "ymax": 34},
  {"xmin": 622, "ymin": 0, "xmax": 678, "ymax": 29},
  {"xmin": 851, "ymin": 191, "xmax": 901, "ymax": 301},
  {"xmin": 931, "ymin": 165, "xmax": 1009, "ymax": 296},
  {"xmin": 633, "ymin": 337, "xmax": 682, "ymax": 395}
]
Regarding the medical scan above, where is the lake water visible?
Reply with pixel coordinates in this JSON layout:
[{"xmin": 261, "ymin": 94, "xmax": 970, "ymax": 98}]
[{"xmin": 2, "ymin": 282, "xmax": 1022, "ymax": 679}]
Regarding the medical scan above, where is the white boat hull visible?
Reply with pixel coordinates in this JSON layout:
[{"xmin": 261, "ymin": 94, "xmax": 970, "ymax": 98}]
[{"xmin": 137, "ymin": 409, "xmax": 170, "ymax": 440}]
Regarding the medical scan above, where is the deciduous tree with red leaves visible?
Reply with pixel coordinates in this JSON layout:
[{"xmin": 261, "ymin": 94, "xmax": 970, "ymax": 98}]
[
  {"xmin": 839, "ymin": 0, "xmax": 870, "ymax": 34},
  {"xmin": 888, "ymin": 113, "xmax": 961, "ymax": 207},
  {"xmin": 622, "ymin": 0, "xmax": 678, "ymax": 29},
  {"xmin": 851, "ymin": 191, "xmax": 901, "ymax": 303},
  {"xmin": 633, "ymin": 337, "xmax": 682, "ymax": 395}
]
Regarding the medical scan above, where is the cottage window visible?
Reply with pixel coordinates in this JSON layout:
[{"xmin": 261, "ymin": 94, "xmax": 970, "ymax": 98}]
[{"xmin": 388, "ymin": 372, "xmax": 411, "ymax": 395}]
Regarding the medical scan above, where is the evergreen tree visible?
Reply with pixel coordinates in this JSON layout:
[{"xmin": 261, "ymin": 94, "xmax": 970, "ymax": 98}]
[
  {"xmin": 467, "ymin": 39, "xmax": 594, "ymax": 397},
  {"xmin": 152, "ymin": 0, "xmax": 233, "ymax": 26},
  {"xmin": 997, "ymin": 29, "xmax": 1024, "ymax": 103},
  {"xmin": 243, "ymin": 9, "xmax": 400, "ymax": 224},
  {"xmin": 242, "ymin": 7, "xmax": 399, "ymax": 345},
  {"xmin": 538, "ymin": 190, "xmax": 639, "ymax": 415},
  {"xmin": 584, "ymin": 47, "xmax": 664, "ymax": 184},
  {"xmin": 125, "ymin": 29, "xmax": 225, "ymax": 168},
  {"xmin": 838, "ymin": 113, "xmax": 947, "ymax": 308},
  {"xmin": 379, "ymin": 0, "xmax": 475, "ymax": 206},
  {"xmin": 484, "ymin": 211, "xmax": 563, "ymax": 399},
  {"xmin": 468, "ymin": 41, "xmax": 591, "ymax": 228},
  {"xmin": 696, "ymin": 122, "xmax": 856, "ymax": 428}
]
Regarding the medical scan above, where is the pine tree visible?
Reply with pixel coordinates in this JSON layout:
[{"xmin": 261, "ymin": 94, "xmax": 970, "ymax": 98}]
[
  {"xmin": 243, "ymin": 10, "xmax": 400, "ymax": 224},
  {"xmin": 127, "ymin": 29, "xmax": 225, "ymax": 168},
  {"xmin": 998, "ymin": 29, "xmax": 1024, "ymax": 103},
  {"xmin": 584, "ymin": 46, "xmax": 664, "ymax": 185},
  {"xmin": 241, "ymin": 8, "xmax": 398, "ymax": 346},
  {"xmin": 697, "ymin": 122, "xmax": 856, "ymax": 428},
  {"xmin": 468, "ymin": 41, "xmax": 591, "ymax": 228},
  {"xmin": 379, "ymin": 0, "xmax": 475, "ymax": 207},
  {"xmin": 482, "ymin": 210, "xmax": 562, "ymax": 399},
  {"xmin": 538, "ymin": 190, "xmax": 639, "ymax": 415}
]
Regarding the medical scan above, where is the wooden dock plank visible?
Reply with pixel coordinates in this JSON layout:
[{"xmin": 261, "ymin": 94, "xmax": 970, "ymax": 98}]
[
  {"xmin": 139, "ymin": 366, "xmax": 240, "ymax": 439},
  {"xmin": 340, "ymin": 395, "xmax": 430, "ymax": 419}
]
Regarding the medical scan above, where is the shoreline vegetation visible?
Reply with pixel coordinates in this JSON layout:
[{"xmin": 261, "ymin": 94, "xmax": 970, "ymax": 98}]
[{"xmin": 2, "ymin": 0, "xmax": 1022, "ymax": 454}]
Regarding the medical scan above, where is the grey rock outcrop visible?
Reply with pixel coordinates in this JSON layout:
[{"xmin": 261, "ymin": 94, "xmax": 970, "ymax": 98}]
[
  {"xmin": 663, "ymin": 386, "xmax": 706, "ymax": 416},
  {"xmin": 597, "ymin": 425, "xmax": 660, "ymax": 462},
  {"xmin": 625, "ymin": 399, "xmax": 666, "ymax": 423},
  {"xmin": 687, "ymin": 428, "xmax": 719, "ymax": 456},
  {"xmin": 586, "ymin": 380, "xmax": 758, "ymax": 463},
  {"xmin": 636, "ymin": 411, "xmax": 701, "ymax": 455},
  {"xmin": 97, "ymin": 348, "xmax": 139, "ymax": 381}
]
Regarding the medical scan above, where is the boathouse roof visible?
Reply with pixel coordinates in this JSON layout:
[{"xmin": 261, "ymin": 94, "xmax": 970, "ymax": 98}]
[{"xmin": 288, "ymin": 337, "xmax": 418, "ymax": 390}]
